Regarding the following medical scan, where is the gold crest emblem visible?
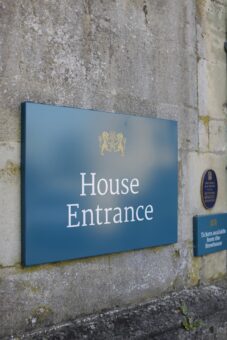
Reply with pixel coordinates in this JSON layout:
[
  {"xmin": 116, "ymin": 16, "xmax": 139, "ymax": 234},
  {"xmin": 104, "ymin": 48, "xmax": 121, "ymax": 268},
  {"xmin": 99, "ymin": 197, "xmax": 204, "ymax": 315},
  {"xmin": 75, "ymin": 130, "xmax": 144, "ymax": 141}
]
[
  {"xmin": 210, "ymin": 219, "xmax": 217, "ymax": 227},
  {"xmin": 99, "ymin": 131, "xmax": 126, "ymax": 156}
]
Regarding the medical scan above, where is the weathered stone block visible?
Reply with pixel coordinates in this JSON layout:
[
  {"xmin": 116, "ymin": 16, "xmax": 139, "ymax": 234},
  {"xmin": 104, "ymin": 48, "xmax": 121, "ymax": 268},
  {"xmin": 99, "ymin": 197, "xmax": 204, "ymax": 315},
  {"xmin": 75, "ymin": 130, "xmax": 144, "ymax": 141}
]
[
  {"xmin": 202, "ymin": 251, "xmax": 227, "ymax": 281},
  {"xmin": 186, "ymin": 152, "xmax": 227, "ymax": 215},
  {"xmin": 209, "ymin": 119, "xmax": 227, "ymax": 153},
  {"xmin": 0, "ymin": 142, "xmax": 20, "ymax": 266}
]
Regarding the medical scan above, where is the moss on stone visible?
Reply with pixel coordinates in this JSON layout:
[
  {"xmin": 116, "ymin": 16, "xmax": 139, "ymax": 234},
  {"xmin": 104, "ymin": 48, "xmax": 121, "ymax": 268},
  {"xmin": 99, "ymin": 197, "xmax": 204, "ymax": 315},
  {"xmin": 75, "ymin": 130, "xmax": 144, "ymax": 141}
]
[
  {"xmin": 32, "ymin": 305, "xmax": 53, "ymax": 322},
  {"xmin": 199, "ymin": 115, "xmax": 210, "ymax": 128}
]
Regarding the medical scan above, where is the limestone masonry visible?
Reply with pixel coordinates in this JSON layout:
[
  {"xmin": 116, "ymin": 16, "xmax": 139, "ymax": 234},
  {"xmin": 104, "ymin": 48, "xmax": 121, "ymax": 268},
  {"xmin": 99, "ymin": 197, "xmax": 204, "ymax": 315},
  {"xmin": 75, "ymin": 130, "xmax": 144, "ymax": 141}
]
[{"xmin": 0, "ymin": 0, "xmax": 226, "ymax": 337}]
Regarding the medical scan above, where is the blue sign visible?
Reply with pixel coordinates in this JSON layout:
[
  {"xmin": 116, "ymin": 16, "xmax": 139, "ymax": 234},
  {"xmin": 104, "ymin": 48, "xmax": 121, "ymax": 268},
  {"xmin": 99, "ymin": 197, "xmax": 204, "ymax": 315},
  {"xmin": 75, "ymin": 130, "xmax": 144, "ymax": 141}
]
[
  {"xmin": 201, "ymin": 169, "xmax": 218, "ymax": 209},
  {"xmin": 193, "ymin": 214, "xmax": 227, "ymax": 256},
  {"xmin": 21, "ymin": 102, "xmax": 178, "ymax": 266}
]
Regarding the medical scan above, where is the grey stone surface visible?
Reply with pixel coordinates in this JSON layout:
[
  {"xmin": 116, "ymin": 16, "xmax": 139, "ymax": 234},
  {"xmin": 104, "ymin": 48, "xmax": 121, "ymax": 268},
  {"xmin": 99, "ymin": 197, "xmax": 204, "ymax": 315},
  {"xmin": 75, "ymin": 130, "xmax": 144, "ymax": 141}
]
[
  {"xmin": 0, "ymin": 0, "xmax": 227, "ymax": 338},
  {"xmin": 4, "ymin": 279, "xmax": 227, "ymax": 340},
  {"xmin": 0, "ymin": 245, "xmax": 188, "ymax": 338},
  {"xmin": 0, "ymin": 0, "xmax": 197, "ymax": 145}
]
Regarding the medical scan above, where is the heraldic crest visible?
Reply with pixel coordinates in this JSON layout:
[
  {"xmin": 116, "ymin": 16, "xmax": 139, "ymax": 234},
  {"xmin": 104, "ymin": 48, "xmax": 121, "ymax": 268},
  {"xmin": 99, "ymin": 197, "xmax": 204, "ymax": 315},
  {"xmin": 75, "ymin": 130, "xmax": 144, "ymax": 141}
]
[{"xmin": 99, "ymin": 131, "xmax": 126, "ymax": 156}]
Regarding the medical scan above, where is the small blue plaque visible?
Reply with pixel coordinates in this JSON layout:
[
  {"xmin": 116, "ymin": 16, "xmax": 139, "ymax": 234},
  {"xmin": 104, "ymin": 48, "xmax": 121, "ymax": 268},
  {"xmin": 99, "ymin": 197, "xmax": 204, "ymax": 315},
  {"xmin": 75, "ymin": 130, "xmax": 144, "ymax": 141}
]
[
  {"xmin": 21, "ymin": 102, "xmax": 178, "ymax": 266},
  {"xmin": 201, "ymin": 169, "xmax": 218, "ymax": 209},
  {"xmin": 193, "ymin": 214, "xmax": 227, "ymax": 256}
]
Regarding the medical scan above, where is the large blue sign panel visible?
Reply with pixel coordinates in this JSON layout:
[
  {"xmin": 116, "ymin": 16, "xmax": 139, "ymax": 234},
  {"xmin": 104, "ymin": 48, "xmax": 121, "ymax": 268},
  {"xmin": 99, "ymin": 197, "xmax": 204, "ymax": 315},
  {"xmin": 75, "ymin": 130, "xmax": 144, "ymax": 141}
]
[
  {"xmin": 21, "ymin": 102, "xmax": 178, "ymax": 266},
  {"xmin": 193, "ymin": 214, "xmax": 227, "ymax": 256}
]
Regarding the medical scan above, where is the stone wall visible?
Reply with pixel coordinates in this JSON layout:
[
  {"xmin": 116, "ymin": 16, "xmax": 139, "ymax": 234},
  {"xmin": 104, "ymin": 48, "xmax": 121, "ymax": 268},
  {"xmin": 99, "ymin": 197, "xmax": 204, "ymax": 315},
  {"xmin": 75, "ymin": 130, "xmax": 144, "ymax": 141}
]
[
  {"xmin": 192, "ymin": 0, "xmax": 227, "ymax": 282},
  {"xmin": 0, "ymin": 0, "xmax": 226, "ymax": 337}
]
